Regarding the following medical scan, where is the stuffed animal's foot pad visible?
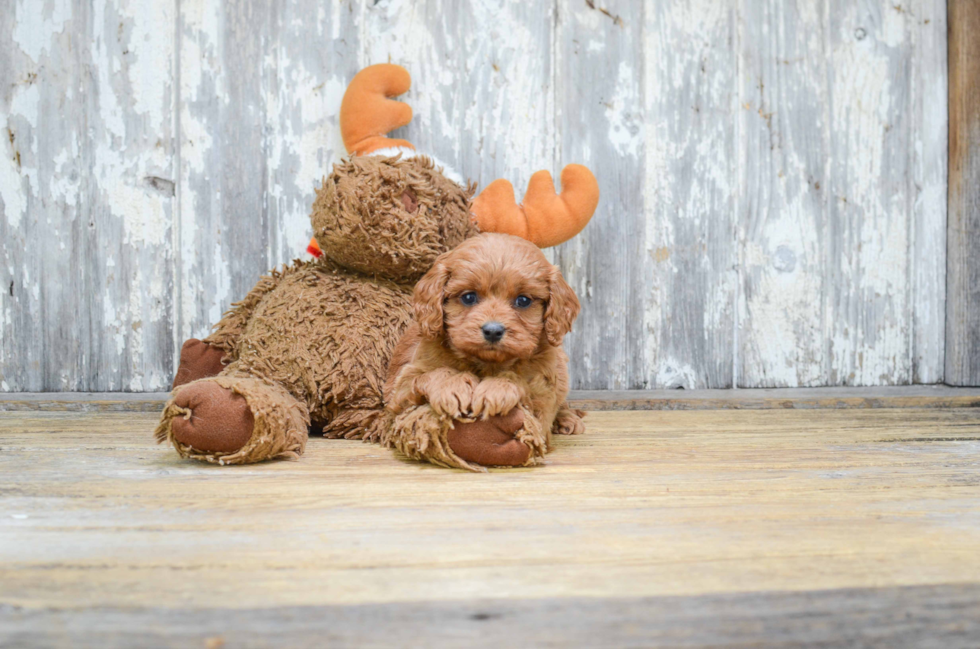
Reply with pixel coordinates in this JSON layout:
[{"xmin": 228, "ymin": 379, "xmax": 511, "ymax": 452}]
[
  {"xmin": 170, "ymin": 381, "xmax": 254, "ymax": 454},
  {"xmin": 172, "ymin": 339, "xmax": 226, "ymax": 389},
  {"xmin": 448, "ymin": 407, "xmax": 530, "ymax": 467}
]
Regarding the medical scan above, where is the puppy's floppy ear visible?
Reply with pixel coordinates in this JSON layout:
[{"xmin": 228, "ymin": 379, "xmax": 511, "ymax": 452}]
[
  {"xmin": 544, "ymin": 265, "xmax": 580, "ymax": 347},
  {"xmin": 414, "ymin": 258, "xmax": 450, "ymax": 338}
]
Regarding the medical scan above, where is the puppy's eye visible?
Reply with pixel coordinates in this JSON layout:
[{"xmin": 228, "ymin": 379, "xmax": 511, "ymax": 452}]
[
  {"xmin": 514, "ymin": 295, "xmax": 532, "ymax": 309},
  {"xmin": 460, "ymin": 292, "xmax": 479, "ymax": 306}
]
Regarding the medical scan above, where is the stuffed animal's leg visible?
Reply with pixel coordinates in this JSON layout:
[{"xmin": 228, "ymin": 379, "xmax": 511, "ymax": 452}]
[
  {"xmin": 449, "ymin": 408, "xmax": 537, "ymax": 468},
  {"xmin": 170, "ymin": 265, "xmax": 305, "ymax": 390},
  {"xmin": 383, "ymin": 404, "xmax": 476, "ymax": 471},
  {"xmin": 155, "ymin": 374, "xmax": 309, "ymax": 465},
  {"xmin": 383, "ymin": 405, "xmax": 545, "ymax": 472},
  {"xmin": 171, "ymin": 339, "xmax": 227, "ymax": 389},
  {"xmin": 323, "ymin": 407, "xmax": 392, "ymax": 443}
]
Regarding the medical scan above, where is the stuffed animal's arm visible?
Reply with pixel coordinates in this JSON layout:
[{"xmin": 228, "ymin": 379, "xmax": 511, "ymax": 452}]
[{"xmin": 202, "ymin": 263, "xmax": 297, "ymax": 358}]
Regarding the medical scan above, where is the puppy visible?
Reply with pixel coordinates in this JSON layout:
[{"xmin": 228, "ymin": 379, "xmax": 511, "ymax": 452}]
[{"xmin": 383, "ymin": 232, "xmax": 585, "ymax": 471}]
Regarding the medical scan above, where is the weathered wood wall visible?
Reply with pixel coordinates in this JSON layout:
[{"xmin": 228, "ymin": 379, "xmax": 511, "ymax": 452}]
[
  {"xmin": 946, "ymin": 0, "xmax": 980, "ymax": 386},
  {"xmin": 0, "ymin": 0, "xmax": 948, "ymax": 391}
]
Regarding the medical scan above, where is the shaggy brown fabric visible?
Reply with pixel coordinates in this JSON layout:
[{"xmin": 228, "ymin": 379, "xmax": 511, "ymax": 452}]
[
  {"xmin": 172, "ymin": 339, "xmax": 227, "ymax": 389},
  {"xmin": 156, "ymin": 154, "xmax": 497, "ymax": 466},
  {"xmin": 311, "ymin": 155, "xmax": 477, "ymax": 282},
  {"xmin": 382, "ymin": 403, "xmax": 547, "ymax": 472},
  {"xmin": 155, "ymin": 372, "xmax": 309, "ymax": 465},
  {"xmin": 207, "ymin": 260, "xmax": 415, "ymax": 433}
]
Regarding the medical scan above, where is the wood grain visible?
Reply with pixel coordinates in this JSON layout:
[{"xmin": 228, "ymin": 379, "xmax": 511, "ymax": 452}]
[
  {"xmin": 356, "ymin": 0, "xmax": 556, "ymax": 198},
  {"xmin": 738, "ymin": 0, "xmax": 947, "ymax": 387},
  {"xmin": 3, "ymin": 585, "xmax": 979, "ymax": 647},
  {"xmin": 4, "ymin": 385, "xmax": 980, "ymax": 412},
  {"xmin": 946, "ymin": 0, "xmax": 980, "ymax": 385},
  {"xmin": 555, "ymin": 0, "xmax": 647, "ymax": 390},
  {"xmin": 568, "ymin": 384, "xmax": 980, "ymax": 410},
  {"xmin": 0, "ymin": 0, "xmax": 177, "ymax": 391},
  {"xmin": 911, "ymin": 0, "xmax": 948, "ymax": 383},
  {"xmin": 1, "ymin": 407, "xmax": 979, "ymax": 643},
  {"xmin": 640, "ymin": 0, "xmax": 738, "ymax": 389},
  {"xmin": 174, "ymin": 0, "xmax": 359, "ymax": 349},
  {"xmin": 0, "ymin": 0, "xmax": 953, "ymax": 390}
]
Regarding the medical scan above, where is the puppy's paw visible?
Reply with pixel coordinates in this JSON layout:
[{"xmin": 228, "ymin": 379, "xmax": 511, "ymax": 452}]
[
  {"xmin": 470, "ymin": 378, "xmax": 525, "ymax": 418},
  {"xmin": 427, "ymin": 373, "xmax": 479, "ymax": 418},
  {"xmin": 554, "ymin": 408, "xmax": 586, "ymax": 435}
]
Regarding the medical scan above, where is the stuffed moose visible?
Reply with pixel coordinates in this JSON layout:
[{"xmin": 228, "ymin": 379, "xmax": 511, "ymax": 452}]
[{"xmin": 154, "ymin": 64, "xmax": 599, "ymax": 469}]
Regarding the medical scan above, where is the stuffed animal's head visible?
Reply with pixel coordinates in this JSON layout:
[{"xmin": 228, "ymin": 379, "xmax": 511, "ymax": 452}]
[
  {"xmin": 307, "ymin": 64, "xmax": 600, "ymax": 280},
  {"xmin": 310, "ymin": 154, "xmax": 475, "ymax": 281}
]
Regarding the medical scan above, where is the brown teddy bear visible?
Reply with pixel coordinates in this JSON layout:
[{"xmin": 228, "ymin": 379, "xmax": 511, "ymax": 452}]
[{"xmin": 154, "ymin": 64, "xmax": 598, "ymax": 468}]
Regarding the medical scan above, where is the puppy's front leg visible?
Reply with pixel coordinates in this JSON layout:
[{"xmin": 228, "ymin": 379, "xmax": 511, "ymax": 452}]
[
  {"xmin": 411, "ymin": 368, "xmax": 480, "ymax": 419},
  {"xmin": 470, "ymin": 376, "xmax": 526, "ymax": 418}
]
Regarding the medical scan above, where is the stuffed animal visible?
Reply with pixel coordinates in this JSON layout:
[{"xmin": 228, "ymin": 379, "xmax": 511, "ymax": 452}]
[{"xmin": 154, "ymin": 64, "xmax": 599, "ymax": 467}]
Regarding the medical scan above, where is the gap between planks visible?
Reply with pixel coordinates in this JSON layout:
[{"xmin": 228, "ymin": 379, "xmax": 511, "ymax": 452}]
[{"xmin": 1, "ymin": 385, "xmax": 980, "ymax": 413}]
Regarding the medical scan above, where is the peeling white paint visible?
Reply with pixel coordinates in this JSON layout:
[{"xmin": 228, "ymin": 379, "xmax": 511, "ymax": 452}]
[
  {"xmin": 208, "ymin": 239, "xmax": 230, "ymax": 329},
  {"xmin": 11, "ymin": 0, "xmax": 71, "ymax": 63},
  {"xmin": 128, "ymin": 1, "xmax": 174, "ymax": 127},
  {"xmin": 265, "ymin": 53, "xmax": 345, "ymax": 260},
  {"xmin": 640, "ymin": 0, "xmax": 739, "ymax": 389},
  {"xmin": 0, "ymin": 0, "xmax": 950, "ymax": 391},
  {"xmin": 1, "ymin": 81, "xmax": 40, "ymax": 230},
  {"xmin": 654, "ymin": 357, "xmax": 699, "ymax": 390},
  {"xmin": 1, "ymin": 0, "xmax": 178, "ymax": 391},
  {"xmin": 606, "ymin": 61, "xmax": 642, "ymax": 158},
  {"xmin": 0, "ymin": 135, "xmax": 27, "ymax": 229}
]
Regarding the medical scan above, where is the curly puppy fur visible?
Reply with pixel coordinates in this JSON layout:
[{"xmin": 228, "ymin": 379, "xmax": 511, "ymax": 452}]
[
  {"xmin": 156, "ymin": 155, "xmax": 479, "ymax": 464},
  {"xmin": 383, "ymin": 233, "xmax": 586, "ymax": 471}
]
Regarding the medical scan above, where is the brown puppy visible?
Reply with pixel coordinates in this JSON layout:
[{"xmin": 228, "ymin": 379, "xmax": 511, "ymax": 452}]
[{"xmin": 383, "ymin": 233, "xmax": 586, "ymax": 471}]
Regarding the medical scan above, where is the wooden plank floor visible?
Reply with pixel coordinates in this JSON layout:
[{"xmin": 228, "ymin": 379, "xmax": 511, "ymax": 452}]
[
  {"xmin": 2, "ymin": 406, "xmax": 980, "ymax": 647},
  {"xmin": 4, "ymin": 385, "xmax": 980, "ymax": 412}
]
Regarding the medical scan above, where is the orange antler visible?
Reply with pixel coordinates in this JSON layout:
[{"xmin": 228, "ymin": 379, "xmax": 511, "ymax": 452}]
[
  {"xmin": 472, "ymin": 164, "xmax": 600, "ymax": 248},
  {"xmin": 309, "ymin": 65, "xmax": 417, "ymax": 257},
  {"xmin": 340, "ymin": 64, "xmax": 415, "ymax": 155}
]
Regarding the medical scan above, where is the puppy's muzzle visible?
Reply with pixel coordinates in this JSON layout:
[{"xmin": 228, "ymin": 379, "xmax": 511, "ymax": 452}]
[{"xmin": 481, "ymin": 321, "xmax": 506, "ymax": 343}]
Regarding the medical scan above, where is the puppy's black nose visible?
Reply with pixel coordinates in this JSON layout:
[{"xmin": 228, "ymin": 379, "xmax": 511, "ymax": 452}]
[{"xmin": 481, "ymin": 322, "xmax": 506, "ymax": 343}]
